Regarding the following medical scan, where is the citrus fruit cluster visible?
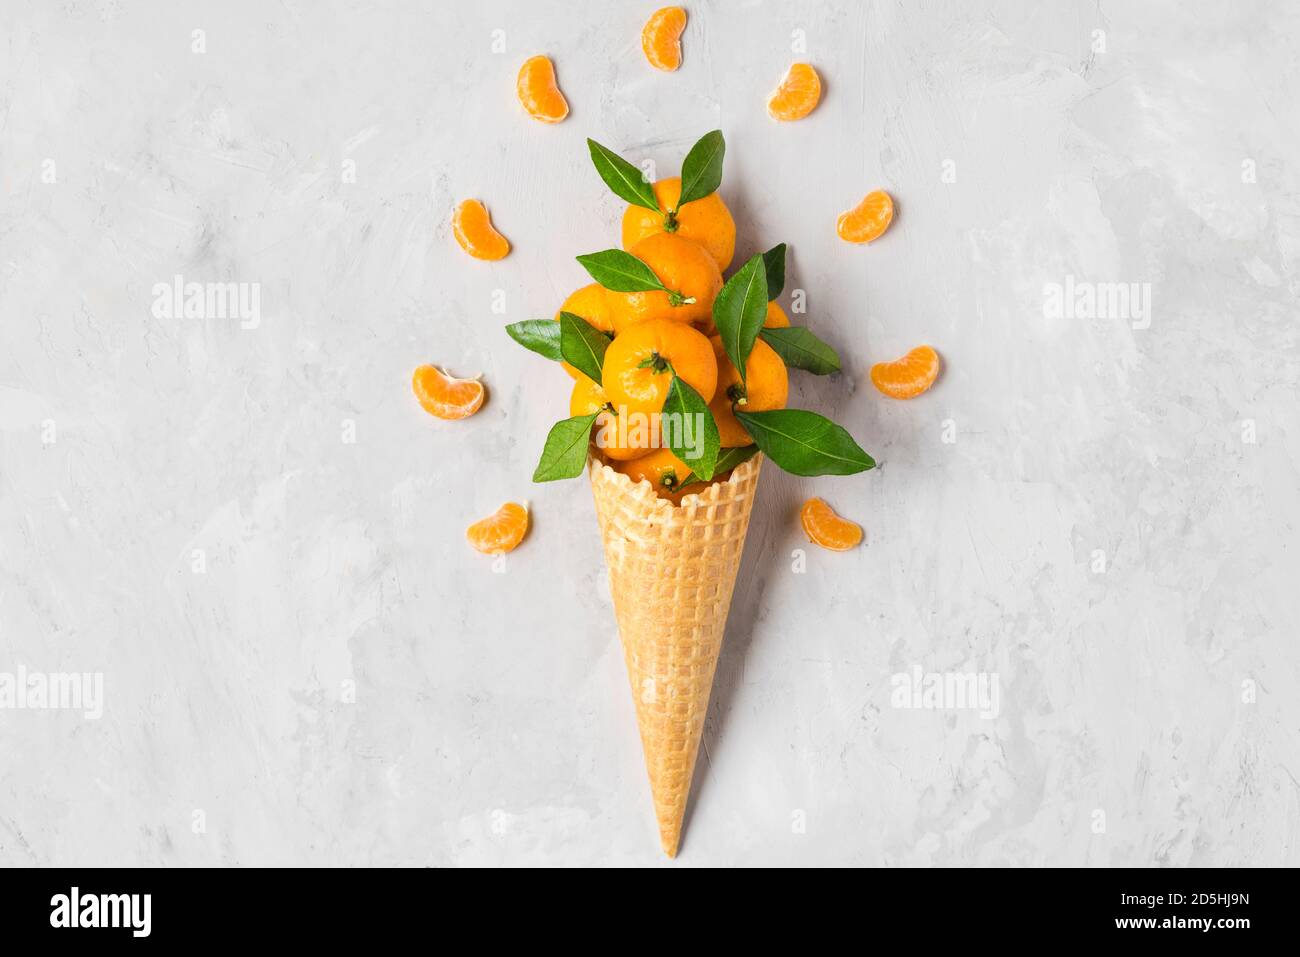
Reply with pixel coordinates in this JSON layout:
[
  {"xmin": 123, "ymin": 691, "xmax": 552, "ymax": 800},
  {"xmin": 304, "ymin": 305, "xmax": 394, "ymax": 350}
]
[
  {"xmin": 507, "ymin": 131, "xmax": 874, "ymax": 503},
  {"xmin": 414, "ymin": 10, "xmax": 952, "ymax": 554}
]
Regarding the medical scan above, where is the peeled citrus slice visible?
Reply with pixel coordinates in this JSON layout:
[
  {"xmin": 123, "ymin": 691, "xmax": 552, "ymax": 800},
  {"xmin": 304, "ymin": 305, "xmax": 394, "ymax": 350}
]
[
  {"xmin": 642, "ymin": 7, "xmax": 687, "ymax": 72},
  {"xmin": 412, "ymin": 365, "xmax": 486, "ymax": 420},
  {"xmin": 451, "ymin": 199, "xmax": 510, "ymax": 260},
  {"xmin": 837, "ymin": 190, "xmax": 894, "ymax": 243},
  {"xmin": 767, "ymin": 63, "xmax": 821, "ymax": 121},
  {"xmin": 466, "ymin": 502, "xmax": 529, "ymax": 554},
  {"xmin": 800, "ymin": 498, "xmax": 863, "ymax": 551},
  {"xmin": 869, "ymin": 346, "xmax": 940, "ymax": 400},
  {"xmin": 517, "ymin": 55, "xmax": 569, "ymax": 123}
]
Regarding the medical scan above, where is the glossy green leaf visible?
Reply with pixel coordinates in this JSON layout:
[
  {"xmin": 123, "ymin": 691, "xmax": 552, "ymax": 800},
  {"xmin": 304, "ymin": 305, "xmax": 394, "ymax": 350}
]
[
  {"xmin": 711, "ymin": 253, "xmax": 768, "ymax": 384},
  {"xmin": 734, "ymin": 408, "xmax": 874, "ymax": 476},
  {"xmin": 532, "ymin": 413, "xmax": 600, "ymax": 482},
  {"xmin": 505, "ymin": 320, "xmax": 563, "ymax": 362},
  {"xmin": 576, "ymin": 249, "xmax": 665, "ymax": 293},
  {"xmin": 678, "ymin": 444, "xmax": 758, "ymax": 489},
  {"xmin": 661, "ymin": 373, "xmax": 719, "ymax": 481},
  {"xmin": 587, "ymin": 138, "xmax": 661, "ymax": 212},
  {"xmin": 759, "ymin": 326, "xmax": 840, "ymax": 375},
  {"xmin": 559, "ymin": 312, "xmax": 611, "ymax": 384},
  {"xmin": 762, "ymin": 243, "xmax": 786, "ymax": 300},
  {"xmin": 677, "ymin": 130, "xmax": 725, "ymax": 207}
]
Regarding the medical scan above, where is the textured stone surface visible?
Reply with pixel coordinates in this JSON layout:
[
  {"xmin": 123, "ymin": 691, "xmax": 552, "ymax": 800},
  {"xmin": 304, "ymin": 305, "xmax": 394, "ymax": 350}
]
[{"xmin": 1, "ymin": 0, "xmax": 1297, "ymax": 866}]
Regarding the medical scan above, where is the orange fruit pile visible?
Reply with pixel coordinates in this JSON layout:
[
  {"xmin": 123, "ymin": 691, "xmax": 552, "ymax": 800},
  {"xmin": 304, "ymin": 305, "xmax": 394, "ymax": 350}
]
[
  {"xmin": 622, "ymin": 177, "xmax": 736, "ymax": 271},
  {"xmin": 551, "ymin": 180, "xmax": 788, "ymax": 500},
  {"xmin": 417, "ymin": 15, "xmax": 946, "ymax": 555}
]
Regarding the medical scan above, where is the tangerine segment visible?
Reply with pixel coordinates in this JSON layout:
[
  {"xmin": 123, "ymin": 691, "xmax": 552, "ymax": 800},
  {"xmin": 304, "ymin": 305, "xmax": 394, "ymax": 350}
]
[
  {"xmin": 517, "ymin": 55, "xmax": 569, "ymax": 123},
  {"xmin": 800, "ymin": 498, "xmax": 863, "ymax": 551},
  {"xmin": 764, "ymin": 301, "xmax": 791, "ymax": 328},
  {"xmin": 707, "ymin": 336, "xmax": 789, "ymax": 447},
  {"xmin": 642, "ymin": 7, "xmax": 687, "ymax": 72},
  {"xmin": 466, "ymin": 502, "xmax": 529, "ymax": 554},
  {"xmin": 608, "ymin": 233, "xmax": 722, "ymax": 327},
  {"xmin": 452, "ymin": 200, "xmax": 510, "ymax": 260},
  {"xmin": 554, "ymin": 284, "xmax": 618, "ymax": 378},
  {"xmin": 870, "ymin": 345, "xmax": 941, "ymax": 399},
  {"xmin": 621, "ymin": 176, "xmax": 736, "ymax": 271},
  {"xmin": 837, "ymin": 190, "xmax": 894, "ymax": 244},
  {"xmin": 412, "ymin": 365, "xmax": 485, "ymax": 420},
  {"xmin": 601, "ymin": 319, "xmax": 717, "ymax": 417},
  {"xmin": 570, "ymin": 375, "xmax": 653, "ymax": 461},
  {"xmin": 767, "ymin": 63, "xmax": 821, "ymax": 121}
]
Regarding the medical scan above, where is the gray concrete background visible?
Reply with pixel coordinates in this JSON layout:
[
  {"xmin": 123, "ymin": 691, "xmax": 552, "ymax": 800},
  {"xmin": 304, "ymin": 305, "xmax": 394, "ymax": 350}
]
[{"xmin": 1, "ymin": 0, "xmax": 1297, "ymax": 865}]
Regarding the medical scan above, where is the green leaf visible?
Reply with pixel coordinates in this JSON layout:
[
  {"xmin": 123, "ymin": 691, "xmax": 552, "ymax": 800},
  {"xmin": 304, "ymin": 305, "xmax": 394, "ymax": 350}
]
[
  {"xmin": 711, "ymin": 253, "xmax": 768, "ymax": 385},
  {"xmin": 734, "ymin": 409, "xmax": 874, "ymax": 476},
  {"xmin": 713, "ymin": 443, "xmax": 760, "ymax": 474},
  {"xmin": 762, "ymin": 243, "xmax": 786, "ymax": 299},
  {"xmin": 759, "ymin": 326, "xmax": 841, "ymax": 375},
  {"xmin": 587, "ymin": 138, "xmax": 661, "ymax": 213},
  {"xmin": 678, "ymin": 444, "xmax": 758, "ymax": 489},
  {"xmin": 576, "ymin": 249, "xmax": 666, "ymax": 293},
  {"xmin": 559, "ymin": 312, "xmax": 611, "ymax": 384},
  {"xmin": 505, "ymin": 320, "xmax": 563, "ymax": 362},
  {"xmin": 677, "ymin": 130, "xmax": 725, "ymax": 207},
  {"xmin": 661, "ymin": 373, "xmax": 720, "ymax": 481},
  {"xmin": 532, "ymin": 413, "xmax": 600, "ymax": 482}
]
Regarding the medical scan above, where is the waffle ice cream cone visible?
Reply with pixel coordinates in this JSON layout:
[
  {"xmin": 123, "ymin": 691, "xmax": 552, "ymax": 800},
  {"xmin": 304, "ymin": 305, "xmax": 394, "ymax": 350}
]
[{"xmin": 588, "ymin": 453, "xmax": 763, "ymax": 857}]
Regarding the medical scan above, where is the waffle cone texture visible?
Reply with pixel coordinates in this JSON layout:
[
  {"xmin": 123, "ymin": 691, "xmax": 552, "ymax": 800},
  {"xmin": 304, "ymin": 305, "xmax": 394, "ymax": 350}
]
[{"xmin": 588, "ymin": 454, "xmax": 763, "ymax": 857}]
